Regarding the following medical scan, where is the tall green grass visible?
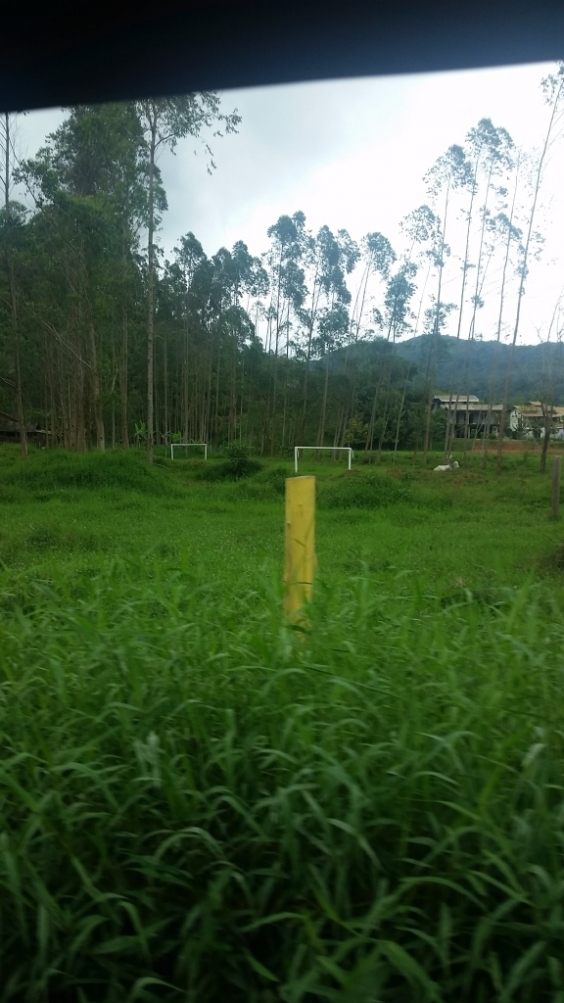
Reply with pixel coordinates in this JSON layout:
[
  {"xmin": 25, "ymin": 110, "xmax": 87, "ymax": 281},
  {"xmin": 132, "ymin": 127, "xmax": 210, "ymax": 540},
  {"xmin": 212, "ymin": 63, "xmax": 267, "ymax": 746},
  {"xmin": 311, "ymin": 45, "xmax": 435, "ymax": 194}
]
[
  {"xmin": 2, "ymin": 568, "xmax": 564, "ymax": 1001},
  {"xmin": 0, "ymin": 448, "xmax": 183, "ymax": 502},
  {"xmin": 2, "ymin": 448, "xmax": 564, "ymax": 1000}
]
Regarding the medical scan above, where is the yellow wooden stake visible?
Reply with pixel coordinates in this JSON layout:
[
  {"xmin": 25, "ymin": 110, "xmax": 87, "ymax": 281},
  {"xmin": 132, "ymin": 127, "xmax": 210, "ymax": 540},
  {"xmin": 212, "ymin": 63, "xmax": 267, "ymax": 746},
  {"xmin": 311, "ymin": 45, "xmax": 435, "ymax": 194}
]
[{"xmin": 284, "ymin": 475, "xmax": 316, "ymax": 622}]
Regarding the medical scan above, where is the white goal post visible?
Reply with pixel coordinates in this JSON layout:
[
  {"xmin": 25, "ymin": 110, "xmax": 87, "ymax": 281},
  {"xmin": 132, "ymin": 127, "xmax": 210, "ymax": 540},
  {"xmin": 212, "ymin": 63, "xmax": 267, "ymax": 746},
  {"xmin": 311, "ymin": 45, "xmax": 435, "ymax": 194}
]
[
  {"xmin": 294, "ymin": 446, "xmax": 353, "ymax": 474},
  {"xmin": 170, "ymin": 443, "xmax": 208, "ymax": 460}
]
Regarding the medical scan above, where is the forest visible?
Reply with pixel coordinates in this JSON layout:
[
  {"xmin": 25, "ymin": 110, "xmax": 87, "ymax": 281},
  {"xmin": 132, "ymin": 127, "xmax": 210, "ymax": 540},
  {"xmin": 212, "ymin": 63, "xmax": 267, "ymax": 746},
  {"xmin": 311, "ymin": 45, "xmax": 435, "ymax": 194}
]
[{"xmin": 1, "ymin": 63, "xmax": 564, "ymax": 461}]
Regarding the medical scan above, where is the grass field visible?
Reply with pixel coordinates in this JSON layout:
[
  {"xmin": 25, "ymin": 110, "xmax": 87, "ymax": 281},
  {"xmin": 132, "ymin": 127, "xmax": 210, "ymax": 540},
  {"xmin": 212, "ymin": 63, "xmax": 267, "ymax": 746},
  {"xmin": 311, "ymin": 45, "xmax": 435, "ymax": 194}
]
[{"xmin": 2, "ymin": 445, "xmax": 564, "ymax": 1002}]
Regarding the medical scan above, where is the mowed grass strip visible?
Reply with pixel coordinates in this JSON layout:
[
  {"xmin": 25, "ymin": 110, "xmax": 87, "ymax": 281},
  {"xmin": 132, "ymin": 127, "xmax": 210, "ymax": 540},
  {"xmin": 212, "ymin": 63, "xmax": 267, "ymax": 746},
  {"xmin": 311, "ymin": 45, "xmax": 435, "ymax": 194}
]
[{"xmin": 1, "ymin": 447, "xmax": 564, "ymax": 1001}]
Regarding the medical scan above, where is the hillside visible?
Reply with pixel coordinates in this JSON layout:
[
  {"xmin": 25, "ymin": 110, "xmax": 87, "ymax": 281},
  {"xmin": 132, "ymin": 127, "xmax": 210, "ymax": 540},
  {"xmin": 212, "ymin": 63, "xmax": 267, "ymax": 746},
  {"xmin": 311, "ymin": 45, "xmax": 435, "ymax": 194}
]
[{"xmin": 334, "ymin": 336, "xmax": 564, "ymax": 404}]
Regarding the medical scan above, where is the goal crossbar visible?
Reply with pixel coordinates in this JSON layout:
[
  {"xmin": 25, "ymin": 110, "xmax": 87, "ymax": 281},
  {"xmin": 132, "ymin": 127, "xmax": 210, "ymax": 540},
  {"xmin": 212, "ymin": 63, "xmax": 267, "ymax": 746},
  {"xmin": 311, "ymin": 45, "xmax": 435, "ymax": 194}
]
[
  {"xmin": 294, "ymin": 446, "xmax": 353, "ymax": 474},
  {"xmin": 170, "ymin": 443, "xmax": 208, "ymax": 460}
]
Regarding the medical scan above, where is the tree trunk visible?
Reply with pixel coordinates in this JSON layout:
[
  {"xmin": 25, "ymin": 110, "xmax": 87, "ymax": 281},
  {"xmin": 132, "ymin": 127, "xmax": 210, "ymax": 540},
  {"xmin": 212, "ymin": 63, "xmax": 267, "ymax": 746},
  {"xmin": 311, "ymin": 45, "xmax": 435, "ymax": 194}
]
[
  {"xmin": 89, "ymin": 322, "xmax": 105, "ymax": 450},
  {"xmin": 457, "ymin": 173, "xmax": 494, "ymax": 461},
  {"xmin": 377, "ymin": 387, "xmax": 392, "ymax": 462},
  {"xmin": 214, "ymin": 331, "xmax": 222, "ymax": 445},
  {"xmin": 163, "ymin": 328, "xmax": 169, "ymax": 443},
  {"xmin": 300, "ymin": 266, "xmax": 320, "ymax": 440},
  {"xmin": 497, "ymin": 125, "xmax": 561, "ymax": 471},
  {"xmin": 3, "ymin": 113, "xmax": 28, "ymax": 457},
  {"xmin": 423, "ymin": 180, "xmax": 450, "ymax": 465},
  {"xmin": 13, "ymin": 307, "xmax": 28, "ymax": 457},
  {"xmin": 146, "ymin": 107, "xmax": 157, "ymax": 464},
  {"xmin": 281, "ymin": 302, "xmax": 291, "ymax": 449},
  {"xmin": 344, "ymin": 259, "xmax": 371, "ymax": 431},
  {"xmin": 497, "ymin": 79, "xmax": 564, "ymax": 473},
  {"xmin": 317, "ymin": 355, "xmax": 330, "ymax": 447},
  {"xmin": 393, "ymin": 368, "xmax": 411, "ymax": 462},
  {"xmin": 481, "ymin": 158, "xmax": 520, "ymax": 468},
  {"xmin": 442, "ymin": 147, "xmax": 482, "ymax": 460},
  {"xmin": 365, "ymin": 367, "xmax": 387, "ymax": 457},
  {"xmin": 120, "ymin": 292, "xmax": 129, "ymax": 448}
]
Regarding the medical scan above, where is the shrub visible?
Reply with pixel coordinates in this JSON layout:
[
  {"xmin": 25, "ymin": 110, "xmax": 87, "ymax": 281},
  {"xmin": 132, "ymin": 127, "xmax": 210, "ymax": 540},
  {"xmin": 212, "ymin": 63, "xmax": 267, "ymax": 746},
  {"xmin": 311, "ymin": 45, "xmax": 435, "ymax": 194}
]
[
  {"xmin": 197, "ymin": 445, "xmax": 263, "ymax": 482},
  {"xmin": 224, "ymin": 443, "xmax": 262, "ymax": 479}
]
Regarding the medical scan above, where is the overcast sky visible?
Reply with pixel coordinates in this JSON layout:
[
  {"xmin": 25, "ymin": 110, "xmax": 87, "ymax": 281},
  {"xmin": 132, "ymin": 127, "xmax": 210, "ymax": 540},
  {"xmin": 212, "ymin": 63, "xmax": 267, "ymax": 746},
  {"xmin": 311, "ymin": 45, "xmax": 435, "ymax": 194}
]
[{"xmin": 12, "ymin": 60, "xmax": 564, "ymax": 345}]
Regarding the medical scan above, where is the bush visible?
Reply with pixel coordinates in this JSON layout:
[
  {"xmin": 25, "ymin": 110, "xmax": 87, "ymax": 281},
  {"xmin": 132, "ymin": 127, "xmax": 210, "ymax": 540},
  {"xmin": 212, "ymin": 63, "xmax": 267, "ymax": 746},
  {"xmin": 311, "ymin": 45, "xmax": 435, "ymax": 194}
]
[
  {"xmin": 224, "ymin": 443, "xmax": 262, "ymax": 479},
  {"xmin": 196, "ymin": 445, "xmax": 263, "ymax": 482}
]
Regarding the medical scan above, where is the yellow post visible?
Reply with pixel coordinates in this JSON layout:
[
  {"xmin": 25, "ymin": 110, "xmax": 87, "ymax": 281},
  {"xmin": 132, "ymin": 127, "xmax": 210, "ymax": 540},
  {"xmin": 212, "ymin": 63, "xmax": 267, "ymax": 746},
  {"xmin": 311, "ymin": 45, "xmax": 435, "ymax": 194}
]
[{"xmin": 284, "ymin": 476, "xmax": 316, "ymax": 622}]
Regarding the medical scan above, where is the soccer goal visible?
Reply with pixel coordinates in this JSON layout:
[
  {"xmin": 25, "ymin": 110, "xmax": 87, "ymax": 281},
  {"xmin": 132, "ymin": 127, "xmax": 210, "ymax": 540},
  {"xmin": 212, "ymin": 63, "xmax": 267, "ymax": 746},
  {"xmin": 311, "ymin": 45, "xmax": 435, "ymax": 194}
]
[
  {"xmin": 294, "ymin": 446, "xmax": 353, "ymax": 474},
  {"xmin": 170, "ymin": 443, "xmax": 208, "ymax": 460}
]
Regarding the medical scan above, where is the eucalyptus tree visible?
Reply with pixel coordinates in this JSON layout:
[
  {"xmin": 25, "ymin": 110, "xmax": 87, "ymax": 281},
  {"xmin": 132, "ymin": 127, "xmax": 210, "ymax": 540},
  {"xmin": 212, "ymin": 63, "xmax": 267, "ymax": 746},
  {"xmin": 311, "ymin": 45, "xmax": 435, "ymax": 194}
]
[
  {"xmin": 497, "ymin": 62, "xmax": 564, "ymax": 471},
  {"xmin": 170, "ymin": 232, "xmax": 207, "ymax": 442},
  {"xmin": 383, "ymin": 262, "xmax": 417, "ymax": 343},
  {"xmin": 317, "ymin": 228, "xmax": 358, "ymax": 447},
  {"xmin": 18, "ymin": 122, "xmax": 119, "ymax": 449},
  {"xmin": 537, "ymin": 297, "xmax": 564, "ymax": 473},
  {"xmin": 299, "ymin": 224, "xmax": 353, "ymax": 431},
  {"xmin": 0, "ymin": 203, "xmax": 29, "ymax": 454},
  {"xmin": 298, "ymin": 224, "xmax": 358, "ymax": 445},
  {"xmin": 380, "ymin": 264, "xmax": 418, "ymax": 457},
  {"xmin": 211, "ymin": 240, "xmax": 268, "ymax": 444},
  {"xmin": 451, "ymin": 121, "xmax": 514, "ymax": 342},
  {"xmin": 276, "ymin": 256, "xmax": 306, "ymax": 447},
  {"xmin": 135, "ymin": 94, "xmax": 241, "ymax": 462},
  {"xmin": 338, "ymin": 231, "xmax": 394, "ymax": 443},
  {"xmin": 480, "ymin": 167, "xmax": 522, "ymax": 466},
  {"xmin": 350, "ymin": 232, "xmax": 395, "ymax": 341},
  {"xmin": 1, "ymin": 113, "xmax": 9, "ymax": 212},
  {"xmin": 425, "ymin": 146, "xmax": 471, "ymax": 324},
  {"xmin": 465, "ymin": 121, "xmax": 514, "ymax": 340},
  {"xmin": 0, "ymin": 112, "xmax": 27, "ymax": 455},
  {"xmin": 421, "ymin": 145, "xmax": 471, "ymax": 461},
  {"xmin": 263, "ymin": 212, "xmax": 307, "ymax": 450},
  {"xmin": 160, "ymin": 245, "xmax": 238, "ymax": 445},
  {"xmin": 361, "ymin": 261, "xmax": 417, "ymax": 456},
  {"xmin": 453, "ymin": 121, "xmax": 515, "ymax": 456},
  {"xmin": 18, "ymin": 104, "xmax": 150, "ymax": 450},
  {"xmin": 161, "ymin": 241, "xmax": 256, "ymax": 447},
  {"xmin": 183, "ymin": 254, "xmax": 219, "ymax": 442},
  {"xmin": 314, "ymin": 302, "xmax": 350, "ymax": 447},
  {"xmin": 400, "ymin": 204, "xmax": 441, "ymax": 337},
  {"xmin": 392, "ymin": 363, "xmax": 415, "ymax": 462},
  {"xmin": 58, "ymin": 104, "xmax": 148, "ymax": 448},
  {"xmin": 160, "ymin": 232, "xmax": 267, "ymax": 446},
  {"xmin": 401, "ymin": 204, "xmax": 441, "ymax": 263},
  {"xmin": 414, "ymin": 301, "xmax": 456, "ymax": 452},
  {"xmin": 265, "ymin": 213, "xmax": 307, "ymax": 348}
]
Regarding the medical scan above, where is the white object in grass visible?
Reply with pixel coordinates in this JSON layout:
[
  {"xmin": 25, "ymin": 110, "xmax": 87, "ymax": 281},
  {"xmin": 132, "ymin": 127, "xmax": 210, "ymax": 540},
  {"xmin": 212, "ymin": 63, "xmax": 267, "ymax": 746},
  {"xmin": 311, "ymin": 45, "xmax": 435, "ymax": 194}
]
[
  {"xmin": 294, "ymin": 446, "xmax": 353, "ymax": 474},
  {"xmin": 434, "ymin": 457, "xmax": 459, "ymax": 472},
  {"xmin": 170, "ymin": 443, "xmax": 208, "ymax": 460}
]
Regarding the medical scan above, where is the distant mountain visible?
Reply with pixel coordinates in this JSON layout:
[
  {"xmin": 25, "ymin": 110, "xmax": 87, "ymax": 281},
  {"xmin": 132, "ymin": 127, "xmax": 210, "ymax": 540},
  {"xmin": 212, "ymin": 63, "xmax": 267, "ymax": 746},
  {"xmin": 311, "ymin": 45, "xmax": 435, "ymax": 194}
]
[{"xmin": 333, "ymin": 336, "xmax": 564, "ymax": 403}]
